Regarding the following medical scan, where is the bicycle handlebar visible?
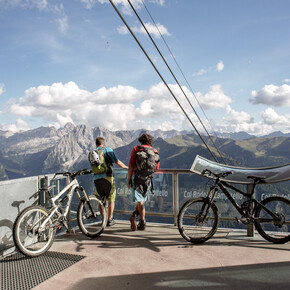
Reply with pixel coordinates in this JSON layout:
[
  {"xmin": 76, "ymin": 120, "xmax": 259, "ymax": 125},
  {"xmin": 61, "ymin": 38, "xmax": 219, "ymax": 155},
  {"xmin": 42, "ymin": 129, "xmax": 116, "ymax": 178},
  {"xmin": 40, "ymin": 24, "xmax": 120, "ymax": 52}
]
[
  {"xmin": 53, "ymin": 168, "xmax": 92, "ymax": 179},
  {"xmin": 201, "ymin": 169, "xmax": 233, "ymax": 179}
]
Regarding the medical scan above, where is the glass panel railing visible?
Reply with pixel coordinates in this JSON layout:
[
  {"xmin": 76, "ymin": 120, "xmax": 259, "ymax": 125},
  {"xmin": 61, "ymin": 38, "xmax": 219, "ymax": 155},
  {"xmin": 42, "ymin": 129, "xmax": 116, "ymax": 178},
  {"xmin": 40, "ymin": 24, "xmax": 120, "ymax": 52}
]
[
  {"xmin": 2, "ymin": 168, "xmax": 289, "ymax": 250},
  {"xmin": 38, "ymin": 169, "xmax": 290, "ymax": 229}
]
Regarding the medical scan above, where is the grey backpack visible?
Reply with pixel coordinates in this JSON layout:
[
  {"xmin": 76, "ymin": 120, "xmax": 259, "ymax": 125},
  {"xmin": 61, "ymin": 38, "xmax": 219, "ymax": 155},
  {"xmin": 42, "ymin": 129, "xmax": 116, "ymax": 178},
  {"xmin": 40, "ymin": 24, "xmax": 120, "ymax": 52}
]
[{"xmin": 134, "ymin": 146, "xmax": 159, "ymax": 195}]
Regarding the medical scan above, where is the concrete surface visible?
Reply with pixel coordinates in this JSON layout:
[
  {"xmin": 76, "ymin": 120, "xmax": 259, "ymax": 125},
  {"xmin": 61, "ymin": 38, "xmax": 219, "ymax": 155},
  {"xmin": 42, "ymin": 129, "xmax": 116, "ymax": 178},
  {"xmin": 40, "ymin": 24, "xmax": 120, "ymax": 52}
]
[{"xmin": 33, "ymin": 221, "xmax": 290, "ymax": 290}]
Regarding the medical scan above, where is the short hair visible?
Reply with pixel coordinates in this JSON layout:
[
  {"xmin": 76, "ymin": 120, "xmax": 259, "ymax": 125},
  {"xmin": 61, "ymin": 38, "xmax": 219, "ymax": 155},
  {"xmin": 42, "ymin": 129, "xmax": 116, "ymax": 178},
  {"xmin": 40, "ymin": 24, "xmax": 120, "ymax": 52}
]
[
  {"xmin": 95, "ymin": 136, "xmax": 105, "ymax": 146},
  {"xmin": 138, "ymin": 133, "xmax": 153, "ymax": 146}
]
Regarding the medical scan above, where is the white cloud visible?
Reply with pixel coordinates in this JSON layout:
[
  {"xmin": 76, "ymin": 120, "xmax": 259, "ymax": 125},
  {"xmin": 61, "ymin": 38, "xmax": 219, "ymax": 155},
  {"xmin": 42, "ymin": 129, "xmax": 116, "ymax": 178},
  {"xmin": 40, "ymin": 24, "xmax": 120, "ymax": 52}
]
[
  {"xmin": 260, "ymin": 107, "xmax": 290, "ymax": 127},
  {"xmin": 250, "ymin": 84, "xmax": 290, "ymax": 106},
  {"xmin": 193, "ymin": 60, "xmax": 224, "ymax": 77},
  {"xmin": 0, "ymin": 81, "xmax": 229, "ymax": 132},
  {"xmin": 214, "ymin": 106, "xmax": 290, "ymax": 136},
  {"xmin": 216, "ymin": 60, "xmax": 224, "ymax": 72},
  {"xmin": 31, "ymin": 0, "xmax": 48, "ymax": 10},
  {"xmin": 193, "ymin": 68, "xmax": 208, "ymax": 77},
  {"xmin": 138, "ymin": 22, "xmax": 170, "ymax": 38},
  {"xmin": 0, "ymin": 83, "xmax": 5, "ymax": 95},
  {"xmin": 224, "ymin": 106, "xmax": 253, "ymax": 123},
  {"xmin": 57, "ymin": 16, "xmax": 68, "ymax": 34},
  {"xmin": 0, "ymin": 118, "xmax": 30, "ymax": 132},
  {"xmin": 0, "ymin": 0, "xmax": 48, "ymax": 10},
  {"xmin": 81, "ymin": 0, "xmax": 97, "ymax": 9},
  {"xmin": 1, "ymin": 81, "xmax": 153, "ymax": 131},
  {"xmin": 97, "ymin": 0, "xmax": 144, "ymax": 15},
  {"xmin": 198, "ymin": 84, "xmax": 232, "ymax": 110},
  {"xmin": 211, "ymin": 105, "xmax": 259, "ymax": 134},
  {"xmin": 283, "ymin": 78, "xmax": 290, "ymax": 83},
  {"xmin": 117, "ymin": 22, "xmax": 170, "ymax": 38},
  {"xmin": 117, "ymin": 25, "xmax": 129, "ymax": 35},
  {"xmin": 149, "ymin": 0, "xmax": 165, "ymax": 5},
  {"xmin": 193, "ymin": 69, "xmax": 207, "ymax": 76},
  {"xmin": 2, "ymin": 81, "xmax": 290, "ymax": 135},
  {"xmin": 0, "ymin": 81, "xmax": 206, "ymax": 132}
]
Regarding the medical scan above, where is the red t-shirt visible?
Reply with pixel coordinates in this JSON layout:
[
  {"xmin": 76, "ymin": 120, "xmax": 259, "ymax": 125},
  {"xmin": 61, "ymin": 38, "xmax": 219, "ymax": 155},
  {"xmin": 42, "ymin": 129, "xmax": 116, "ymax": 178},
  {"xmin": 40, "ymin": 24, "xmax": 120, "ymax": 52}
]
[{"xmin": 129, "ymin": 145, "xmax": 160, "ymax": 175}]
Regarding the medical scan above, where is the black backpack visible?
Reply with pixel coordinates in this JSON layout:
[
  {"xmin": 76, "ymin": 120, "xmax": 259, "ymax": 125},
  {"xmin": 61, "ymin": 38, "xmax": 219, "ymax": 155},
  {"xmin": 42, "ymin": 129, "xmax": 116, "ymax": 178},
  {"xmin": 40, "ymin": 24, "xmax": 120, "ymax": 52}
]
[{"xmin": 134, "ymin": 146, "xmax": 159, "ymax": 195}]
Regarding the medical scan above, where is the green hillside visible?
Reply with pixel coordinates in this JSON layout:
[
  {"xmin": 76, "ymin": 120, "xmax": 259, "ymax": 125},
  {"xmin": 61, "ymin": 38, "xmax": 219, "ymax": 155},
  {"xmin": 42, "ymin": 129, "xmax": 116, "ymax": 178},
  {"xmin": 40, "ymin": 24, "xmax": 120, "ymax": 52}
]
[{"xmin": 162, "ymin": 134, "xmax": 290, "ymax": 169}]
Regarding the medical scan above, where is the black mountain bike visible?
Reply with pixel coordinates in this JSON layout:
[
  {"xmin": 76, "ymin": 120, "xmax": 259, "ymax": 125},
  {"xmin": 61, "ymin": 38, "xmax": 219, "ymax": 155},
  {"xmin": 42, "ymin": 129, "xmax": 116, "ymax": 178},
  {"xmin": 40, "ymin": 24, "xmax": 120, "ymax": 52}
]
[{"xmin": 178, "ymin": 169, "xmax": 290, "ymax": 244}]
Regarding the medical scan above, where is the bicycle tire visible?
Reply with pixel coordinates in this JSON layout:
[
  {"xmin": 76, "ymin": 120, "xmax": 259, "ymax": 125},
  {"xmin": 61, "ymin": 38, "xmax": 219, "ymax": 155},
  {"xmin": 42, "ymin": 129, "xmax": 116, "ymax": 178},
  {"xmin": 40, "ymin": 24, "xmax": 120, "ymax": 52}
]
[
  {"xmin": 13, "ymin": 205, "xmax": 55, "ymax": 257},
  {"xmin": 77, "ymin": 195, "xmax": 107, "ymax": 238},
  {"xmin": 254, "ymin": 196, "xmax": 290, "ymax": 244},
  {"xmin": 178, "ymin": 197, "xmax": 219, "ymax": 244}
]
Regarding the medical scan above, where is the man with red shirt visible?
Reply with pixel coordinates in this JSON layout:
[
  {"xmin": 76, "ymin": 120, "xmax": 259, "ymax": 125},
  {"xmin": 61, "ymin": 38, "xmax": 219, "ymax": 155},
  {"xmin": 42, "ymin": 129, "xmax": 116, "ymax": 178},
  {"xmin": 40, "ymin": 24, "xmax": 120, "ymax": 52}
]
[{"xmin": 127, "ymin": 133, "xmax": 160, "ymax": 231}]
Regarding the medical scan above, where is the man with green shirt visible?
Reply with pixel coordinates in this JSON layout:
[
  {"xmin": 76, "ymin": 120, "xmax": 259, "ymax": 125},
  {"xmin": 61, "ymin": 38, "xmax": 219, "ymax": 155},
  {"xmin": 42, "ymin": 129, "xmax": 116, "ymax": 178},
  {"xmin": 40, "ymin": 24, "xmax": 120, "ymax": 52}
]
[{"xmin": 92, "ymin": 136, "xmax": 128, "ymax": 226}]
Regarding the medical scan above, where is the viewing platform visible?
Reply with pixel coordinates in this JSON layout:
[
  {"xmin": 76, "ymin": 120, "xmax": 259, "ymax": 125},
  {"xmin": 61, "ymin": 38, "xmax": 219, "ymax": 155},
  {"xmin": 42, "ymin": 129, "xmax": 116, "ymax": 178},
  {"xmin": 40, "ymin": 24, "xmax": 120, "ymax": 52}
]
[
  {"xmin": 1, "ymin": 168, "xmax": 289, "ymax": 289},
  {"xmin": 2, "ymin": 221, "xmax": 289, "ymax": 290}
]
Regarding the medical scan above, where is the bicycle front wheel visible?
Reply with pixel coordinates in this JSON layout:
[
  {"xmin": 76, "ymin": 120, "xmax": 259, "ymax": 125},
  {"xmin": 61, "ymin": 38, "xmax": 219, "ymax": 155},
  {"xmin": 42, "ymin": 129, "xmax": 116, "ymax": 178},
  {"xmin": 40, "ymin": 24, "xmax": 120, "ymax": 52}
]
[
  {"xmin": 13, "ymin": 205, "xmax": 55, "ymax": 257},
  {"xmin": 77, "ymin": 195, "xmax": 107, "ymax": 238},
  {"xmin": 178, "ymin": 197, "xmax": 219, "ymax": 244},
  {"xmin": 254, "ymin": 196, "xmax": 290, "ymax": 244}
]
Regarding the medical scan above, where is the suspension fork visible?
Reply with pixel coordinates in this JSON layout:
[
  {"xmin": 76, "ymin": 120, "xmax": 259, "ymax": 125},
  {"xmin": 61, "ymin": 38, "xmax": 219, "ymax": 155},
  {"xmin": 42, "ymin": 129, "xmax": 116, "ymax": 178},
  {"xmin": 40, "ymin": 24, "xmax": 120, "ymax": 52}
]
[
  {"xmin": 199, "ymin": 183, "xmax": 218, "ymax": 222},
  {"xmin": 76, "ymin": 186, "xmax": 97, "ymax": 218}
]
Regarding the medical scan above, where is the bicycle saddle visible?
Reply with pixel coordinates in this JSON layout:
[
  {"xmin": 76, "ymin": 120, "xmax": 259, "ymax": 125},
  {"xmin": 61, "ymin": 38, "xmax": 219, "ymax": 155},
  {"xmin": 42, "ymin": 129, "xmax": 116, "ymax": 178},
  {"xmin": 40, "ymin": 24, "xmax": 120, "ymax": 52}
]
[{"xmin": 247, "ymin": 175, "xmax": 266, "ymax": 183}]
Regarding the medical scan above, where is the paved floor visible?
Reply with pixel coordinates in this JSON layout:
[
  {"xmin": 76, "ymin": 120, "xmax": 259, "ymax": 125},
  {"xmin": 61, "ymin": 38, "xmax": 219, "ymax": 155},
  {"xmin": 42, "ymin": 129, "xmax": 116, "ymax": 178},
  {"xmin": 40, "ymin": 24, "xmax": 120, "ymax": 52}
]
[{"xmin": 34, "ymin": 221, "xmax": 290, "ymax": 290}]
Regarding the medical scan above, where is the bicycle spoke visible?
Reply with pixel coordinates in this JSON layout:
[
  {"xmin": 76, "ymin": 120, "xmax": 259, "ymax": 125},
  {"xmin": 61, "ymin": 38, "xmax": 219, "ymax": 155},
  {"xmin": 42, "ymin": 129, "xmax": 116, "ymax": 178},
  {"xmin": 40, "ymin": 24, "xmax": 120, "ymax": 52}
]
[
  {"xmin": 13, "ymin": 206, "xmax": 55, "ymax": 257},
  {"xmin": 255, "ymin": 196, "xmax": 290, "ymax": 243},
  {"xmin": 178, "ymin": 198, "xmax": 219, "ymax": 244},
  {"xmin": 77, "ymin": 195, "xmax": 106, "ymax": 238}
]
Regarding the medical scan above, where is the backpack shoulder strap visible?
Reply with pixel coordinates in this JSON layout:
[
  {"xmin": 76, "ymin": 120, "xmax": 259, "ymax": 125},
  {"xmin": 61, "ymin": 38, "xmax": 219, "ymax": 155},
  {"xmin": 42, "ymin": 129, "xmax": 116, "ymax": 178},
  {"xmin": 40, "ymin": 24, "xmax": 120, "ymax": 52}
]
[{"xmin": 103, "ymin": 147, "xmax": 113, "ymax": 166}]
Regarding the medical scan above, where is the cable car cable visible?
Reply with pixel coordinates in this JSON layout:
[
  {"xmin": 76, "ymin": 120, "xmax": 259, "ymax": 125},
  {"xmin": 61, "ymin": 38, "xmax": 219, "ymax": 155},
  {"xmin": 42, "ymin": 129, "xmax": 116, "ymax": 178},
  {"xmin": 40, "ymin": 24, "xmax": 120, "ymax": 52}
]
[
  {"xmin": 140, "ymin": 0, "xmax": 226, "ymax": 162},
  {"xmin": 129, "ymin": 0, "xmax": 226, "ymax": 164},
  {"xmin": 108, "ymin": 0, "xmax": 218, "ymax": 162}
]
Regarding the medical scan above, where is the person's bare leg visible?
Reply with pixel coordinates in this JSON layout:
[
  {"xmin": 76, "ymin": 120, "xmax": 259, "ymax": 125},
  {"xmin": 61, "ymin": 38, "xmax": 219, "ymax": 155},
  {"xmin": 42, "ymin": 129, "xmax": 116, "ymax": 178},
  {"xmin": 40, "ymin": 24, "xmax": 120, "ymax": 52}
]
[
  {"xmin": 99, "ymin": 203, "xmax": 105, "ymax": 219},
  {"xmin": 107, "ymin": 201, "xmax": 114, "ymax": 220},
  {"xmin": 134, "ymin": 204, "xmax": 138, "ymax": 215},
  {"xmin": 137, "ymin": 201, "xmax": 145, "ymax": 221}
]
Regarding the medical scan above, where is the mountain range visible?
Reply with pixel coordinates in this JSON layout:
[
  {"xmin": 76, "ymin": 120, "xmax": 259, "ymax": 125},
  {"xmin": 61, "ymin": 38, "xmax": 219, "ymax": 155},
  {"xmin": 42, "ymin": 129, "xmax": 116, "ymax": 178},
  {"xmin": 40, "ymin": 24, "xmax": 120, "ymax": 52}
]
[{"xmin": 0, "ymin": 123, "xmax": 289, "ymax": 181}]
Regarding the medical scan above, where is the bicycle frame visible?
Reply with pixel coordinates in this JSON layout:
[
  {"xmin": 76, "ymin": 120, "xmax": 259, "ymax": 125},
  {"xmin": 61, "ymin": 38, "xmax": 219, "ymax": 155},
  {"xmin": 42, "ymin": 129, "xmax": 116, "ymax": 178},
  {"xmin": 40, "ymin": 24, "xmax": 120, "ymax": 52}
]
[
  {"xmin": 204, "ymin": 175, "xmax": 257, "ymax": 217},
  {"xmin": 206, "ymin": 177, "xmax": 279, "ymax": 221},
  {"xmin": 39, "ymin": 177, "xmax": 92, "ymax": 231}
]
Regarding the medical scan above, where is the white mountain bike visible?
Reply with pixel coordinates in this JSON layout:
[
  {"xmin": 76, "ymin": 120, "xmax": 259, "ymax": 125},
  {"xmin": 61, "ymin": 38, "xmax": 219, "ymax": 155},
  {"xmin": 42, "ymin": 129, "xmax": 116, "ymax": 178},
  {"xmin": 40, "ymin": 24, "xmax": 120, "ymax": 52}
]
[{"xmin": 13, "ymin": 169, "xmax": 107, "ymax": 257}]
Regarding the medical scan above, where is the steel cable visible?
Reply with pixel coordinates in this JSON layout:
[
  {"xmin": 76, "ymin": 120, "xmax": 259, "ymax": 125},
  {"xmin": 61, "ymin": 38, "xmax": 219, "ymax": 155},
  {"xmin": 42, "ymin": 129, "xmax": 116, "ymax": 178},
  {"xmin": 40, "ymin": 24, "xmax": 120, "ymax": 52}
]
[
  {"xmin": 109, "ymin": 0, "xmax": 219, "ymax": 162},
  {"xmin": 139, "ymin": 0, "xmax": 226, "ymax": 164}
]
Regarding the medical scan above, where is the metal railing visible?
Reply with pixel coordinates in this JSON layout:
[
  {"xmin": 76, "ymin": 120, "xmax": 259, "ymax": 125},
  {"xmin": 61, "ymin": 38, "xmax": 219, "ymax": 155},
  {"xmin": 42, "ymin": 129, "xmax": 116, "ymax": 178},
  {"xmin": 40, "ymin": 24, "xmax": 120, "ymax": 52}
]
[{"xmin": 0, "ymin": 167, "xmax": 267, "ymax": 257}]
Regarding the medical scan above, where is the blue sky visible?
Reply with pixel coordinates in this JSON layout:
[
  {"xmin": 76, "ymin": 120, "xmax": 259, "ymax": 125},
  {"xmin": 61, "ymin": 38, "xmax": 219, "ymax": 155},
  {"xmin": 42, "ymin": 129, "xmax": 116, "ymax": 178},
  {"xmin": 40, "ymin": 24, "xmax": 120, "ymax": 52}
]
[{"xmin": 0, "ymin": 0, "xmax": 290, "ymax": 135}]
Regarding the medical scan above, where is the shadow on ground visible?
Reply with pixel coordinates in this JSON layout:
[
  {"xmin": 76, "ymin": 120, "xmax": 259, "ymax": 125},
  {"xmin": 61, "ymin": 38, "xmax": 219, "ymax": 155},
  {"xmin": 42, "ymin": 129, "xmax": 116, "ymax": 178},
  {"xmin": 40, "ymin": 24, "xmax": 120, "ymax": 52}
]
[{"xmin": 70, "ymin": 261, "xmax": 290, "ymax": 290}]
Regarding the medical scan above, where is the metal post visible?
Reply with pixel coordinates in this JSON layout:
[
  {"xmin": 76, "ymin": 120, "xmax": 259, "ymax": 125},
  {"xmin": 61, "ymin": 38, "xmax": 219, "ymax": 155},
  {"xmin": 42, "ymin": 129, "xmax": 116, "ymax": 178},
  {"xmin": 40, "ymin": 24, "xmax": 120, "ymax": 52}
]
[
  {"xmin": 65, "ymin": 175, "xmax": 72, "ymax": 232},
  {"xmin": 39, "ymin": 175, "xmax": 48, "ymax": 207},
  {"xmin": 172, "ymin": 172, "xmax": 179, "ymax": 226},
  {"xmin": 246, "ymin": 183, "xmax": 254, "ymax": 237}
]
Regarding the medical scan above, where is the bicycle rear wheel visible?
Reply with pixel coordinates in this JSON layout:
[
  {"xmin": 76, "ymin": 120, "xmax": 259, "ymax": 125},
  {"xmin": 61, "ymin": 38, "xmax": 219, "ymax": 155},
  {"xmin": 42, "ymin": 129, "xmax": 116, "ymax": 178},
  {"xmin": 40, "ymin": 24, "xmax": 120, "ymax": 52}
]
[
  {"xmin": 254, "ymin": 196, "xmax": 290, "ymax": 244},
  {"xmin": 13, "ymin": 205, "xmax": 55, "ymax": 257},
  {"xmin": 77, "ymin": 195, "xmax": 107, "ymax": 238},
  {"xmin": 178, "ymin": 197, "xmax": 219, "ymax": 244}
]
